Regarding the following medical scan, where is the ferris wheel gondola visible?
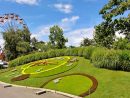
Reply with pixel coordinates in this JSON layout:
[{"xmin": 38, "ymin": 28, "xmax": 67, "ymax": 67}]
[{"xmin": 0, "ymin": 13, "xmax": 29, "ymax": 32}]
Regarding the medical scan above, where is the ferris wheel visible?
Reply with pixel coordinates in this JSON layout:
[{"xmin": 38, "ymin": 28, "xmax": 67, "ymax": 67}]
[{"xmin": 0, "ymin": 13, "xmax": 28, "ymax": 32}]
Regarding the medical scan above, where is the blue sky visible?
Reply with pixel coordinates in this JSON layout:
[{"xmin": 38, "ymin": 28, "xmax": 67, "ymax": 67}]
[{"xmin": 0, "ymin": 0, "xmax": 108, "ymax": 46}]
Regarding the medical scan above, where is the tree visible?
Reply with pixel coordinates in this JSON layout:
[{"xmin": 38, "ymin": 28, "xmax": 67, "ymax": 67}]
[
  {"xmin": 16, "ymin": 28, "xmax": 31, "ymax": 56},
  {"xmin": 114, "ymin": 17, "xmax": 130, "ymax": 41},
  {"xmin": 33, "ymin": 41, "xmax": 48, "ymax": 52},
  {"xmin": 100, "ymin": 0, "xmax": 130, "ymax": 21},
  {"xmin": 94, "ymin": 21, "xmax": 115, "ymax": 48},
  {"xmin": 69, "ymin": 46, "xmax": 76, "ymax": 48},
  {"xmin": 100, "ymin": 0, "xmax": 130, "ymax": 40},
  {"xmin": 30, "ymin": 37, "xmax": 53, "ymax": 52},
  {"xmin": 30, "ymin": 37, "xmax": 38, "ymax": 51},
  {"xmin": 16, "ymin": 41, "xmax": 31, "ymax": 55},
  {"xmin": 80, "ymin": 38, "xmax": 94, "ymax": 46},
  {"xmin": 94, "ymin": 0, "xmax": 130, "ymax": 48},
  {"xmin": 113, "ymin": 38, "xmax": 130, "ymax": 50},
  {"xmin": 49, "ymin": 25, "xmax": 68, "ymax": 49},
  {"xmin": 3, "ymin": 28, "xmax": 31, "ymax": 60}
]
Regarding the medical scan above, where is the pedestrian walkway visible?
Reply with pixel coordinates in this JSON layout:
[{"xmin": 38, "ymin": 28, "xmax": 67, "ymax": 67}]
[{"xmin": 0, "ymin": 83, "xmax": 69, "ymax": 98}]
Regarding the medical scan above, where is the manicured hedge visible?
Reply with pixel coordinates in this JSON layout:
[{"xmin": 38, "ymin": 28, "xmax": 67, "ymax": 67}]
[{"xmin": 9, "ymin": 46, "xmax": 130, "ymax": 71}]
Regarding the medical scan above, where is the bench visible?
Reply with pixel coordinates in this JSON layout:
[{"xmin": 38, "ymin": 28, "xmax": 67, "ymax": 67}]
[
  {"xmin": 3, "ymin": 84, "xmax": 12, "ymax": 88},
  {"xmin": 35, "ymin": 90, "xmax": 46, "ymax": 95}
]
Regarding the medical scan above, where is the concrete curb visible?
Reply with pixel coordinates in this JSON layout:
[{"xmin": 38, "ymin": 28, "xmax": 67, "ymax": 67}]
[{"xmin": 0, "ymin": 81, "xmax": 82, "ymax": 98}]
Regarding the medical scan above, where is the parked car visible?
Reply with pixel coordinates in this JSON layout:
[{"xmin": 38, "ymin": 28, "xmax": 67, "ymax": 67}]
[{"xmin": 0, "ymin": 60, "xmax": 8, "ymax": 68}]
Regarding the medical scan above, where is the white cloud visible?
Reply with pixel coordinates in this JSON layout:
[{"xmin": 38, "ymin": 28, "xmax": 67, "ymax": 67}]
[
  {"xmin": 32, "ymin": 27, "xmax": 95, "ymax": 47},
  {"xmin": 65, "ymin": 27, "xmax": 94, "ymax": 46},
  {"xmin": 9, "ymin": 0, "xmax": 39, "ymax": 5},
  {"xmin": 60, "ymin": 16, "xmax": 80, "ymax": 31},
  {"xmin": 54, "ymin": 3, "xmax": 72, "ymax": 14},
  {"xmin": 115, "ymin": 31, "xmax": 125, "ymax": 38},
  {"xmin": 61, "ymin": 16, "xmax": 79, "ymax": 23},
  {"xmin": 31, "ymin": 25, "xmax": 52, "ymax": 41},
  {"xmin": 33, "ymin": 16, "xmax": 80, "ymax": 41}
]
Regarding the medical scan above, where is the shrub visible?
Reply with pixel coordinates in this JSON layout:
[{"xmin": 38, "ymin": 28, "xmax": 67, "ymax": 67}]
[
  {"xmin": 78, "ymin": 47, "xmax": 84, "ymax": 57},
  {"xmin": 91, "ymin": 48, "xmax": 130, "ymax": 71},
  {"xmin": 9, "ymin": 52, "xmax": 48, "ymax": 67},
  {"xmin": 64, "ymin": 48, "xmax": 71, "ymax": 56},
  {"xmin": 118, "ymin": 50, "xmax": 130, "ymax": 71},
  {"xmin": 83, "ymin": 46, "xmax": 96, "ymax": 59},
  {"xmin": 91, "ymin": 48, "xmax": 106, "ymax": 68},
  {"xmin": 55, "ymin": 49, "xmax": 61, "ymax": 57},
  {"xmin": 91, "ymin": 48, "xmax": 121, "ymax": 70},
  {"xmin": 47, "ymin": 50, "xmax": 56, "ymax": 58},
  {"xmin": 70, "ymin": 48, "xmax": 79, "ymax": 56},
  {"xmin": 113, "ymin": 38, "xmax": 128, "ymax": 50}
]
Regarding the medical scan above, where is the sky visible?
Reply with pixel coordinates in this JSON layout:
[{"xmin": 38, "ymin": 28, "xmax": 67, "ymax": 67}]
[{"xmin": 0, "ymin": 0, "xmax": 108, "ymax": 47}]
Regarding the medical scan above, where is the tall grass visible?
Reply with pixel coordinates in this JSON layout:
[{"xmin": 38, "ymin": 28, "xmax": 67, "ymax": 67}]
[{"xmin": 9, "ymin": 46, "xmax": 130, "ymax": 71}]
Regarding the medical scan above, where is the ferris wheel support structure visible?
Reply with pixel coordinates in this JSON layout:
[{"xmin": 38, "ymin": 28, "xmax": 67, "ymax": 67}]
[{"xmin": 0, "ymin": 13, "xmax": 29, "ymax": 33}]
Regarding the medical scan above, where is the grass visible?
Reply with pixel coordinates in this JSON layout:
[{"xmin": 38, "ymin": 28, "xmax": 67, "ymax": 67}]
[
  {"xmin": 44, "ymin": 75, "xmax": 92, "ymax": 95},
  {"xmin": 0, "ymin": 57, "xmax": 130, "ymax": 98},
  {"xmin": 22, "ymin": 56, "xmax": 70, "ymax": 74},
  {"xmin": 19, "ymin": 56, "xmax": 77, "ymax": 77}
]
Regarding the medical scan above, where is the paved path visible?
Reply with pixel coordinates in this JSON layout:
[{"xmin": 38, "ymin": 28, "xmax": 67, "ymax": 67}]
[{"xmin": 0, "ymin": 84, "xmax": 69, "ymax": 98}]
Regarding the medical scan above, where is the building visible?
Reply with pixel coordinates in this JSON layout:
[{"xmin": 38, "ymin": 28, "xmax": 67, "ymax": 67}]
[
  {"xmin": 0, "ymin": 46, "xmax": 5, "ymax": 61},
  {"xmin": 0, "ymin": 51, "xmax": 5, "ymax": 61}
]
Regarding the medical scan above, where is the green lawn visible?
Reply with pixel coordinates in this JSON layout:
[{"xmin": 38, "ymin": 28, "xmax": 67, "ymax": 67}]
[
  {"xmin": 0, "ymin": 57, "xmax": 130, "ymax": 98},
  {"xmin": 44, "ymin": 75, "xmax": 92, "ymax": 95}
]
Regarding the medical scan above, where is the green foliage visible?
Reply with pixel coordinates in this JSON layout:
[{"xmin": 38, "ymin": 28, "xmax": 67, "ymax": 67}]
[
  {"xmin": 49, "ymin": 25, "xmax": 68, "ymax": 49},
  {"xmin": 47, "ymin": 50, "xmax": 56, "ymax": 58},
  {"xmin": 91, "ymin": 49, "xmax": 120, "ymax": 70},
  {"xmin": 3, "ymin": 28, "xmax": 31, "ymax": 60},
  {"xmin": 80, "ymin": 38, "xmax": 94, "ymax": 46},
  {"xmin": 9, "ymin": 46, "xmax": 130, "ymax": 71},
  {"xmin": 94, "ymin": 21, "xmax": 115, "ymax": 48},
  {"xmin": 55, "ymin": 49, "xmax": 65, "ymax": 57},
  {"xmin": 96, "ymin": 0, "xmax": 130, "ymax": 48},
  {"xmin": 9, "ymin": 46, "xmax": 93, "ymax": 67},
  {"xmin": 113, "ymin": 38, "xmax": 130, "ymax": 49},
  {"xmin": 9, "ymin": 47, "xmax": 89, "ymax": 67},
  {"xmin": 83, "ymin": 46, "xmax": 96, "ymax": 59},
  {"xmin": 16, "ymin": 41, "xmax": 31, "ymax": 55},
  {"xmin": 91, "ymin": 48, "xmax": 130, "ymax": 71},
  {"xmin": 78, "ymin": 47, "xmax": 84, "ymax": 57},
  {"xmin": 30, "ymin": 38, "xmax": 52, "ymax": 52},
  {"xmin": 118, "ymin": 50, "xmax": 130, "ymax": 71},
  {"xmin": 31, "ymin": 37, "xmax": 38, "ymax": 47},
  {"xmin": 100, "ymin": 0, "xmax": 130, "ymax": 20},
  {"xmin": 70, "ymin": 48, "xmax": 79, "ymax": 56},
  {"xmin": 9, "ymin": 52, "xmax": 48, "ymax": 67}
]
